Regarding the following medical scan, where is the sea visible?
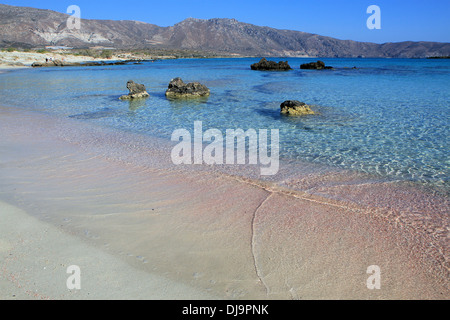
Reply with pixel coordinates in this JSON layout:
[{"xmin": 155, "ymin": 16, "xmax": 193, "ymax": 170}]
[{"xmin": 0, "ymin": 57, "xmax": 449, "ymax": 193}]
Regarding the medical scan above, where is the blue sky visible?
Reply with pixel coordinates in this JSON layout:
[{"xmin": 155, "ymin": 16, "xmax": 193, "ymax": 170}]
[{"xmin": 3, "ymin": 0, "xmax": 450, "ymax": 43}]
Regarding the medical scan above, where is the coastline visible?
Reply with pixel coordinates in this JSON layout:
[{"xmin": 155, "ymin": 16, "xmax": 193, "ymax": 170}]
[
  {"xmin": 0, "ymin": 50, "xmax": 171, "ymax": 70},
  {"xmin": 0, "ymin": 104, "xmax": 448, "ymax": 299},
  {"xmin": 0, "ymin": 65, "xmax": 29, "ymax": 74},
  {"xmin": 0, "ymin": 52, "xmax": 442, "ymax": 72},
  {"xmin": 0, "ymin": 50, "xmax": 247, "ymax": 70}
]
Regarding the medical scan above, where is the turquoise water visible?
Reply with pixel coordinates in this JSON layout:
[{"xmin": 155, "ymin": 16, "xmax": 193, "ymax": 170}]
[{"xmin": 1, "ymin": 58, "xmax": 449, "ymax": 189}]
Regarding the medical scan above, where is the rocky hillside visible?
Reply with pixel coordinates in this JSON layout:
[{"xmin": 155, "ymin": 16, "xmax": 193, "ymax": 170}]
[{"xmin": 1, "ymin": 4, "xmax": 449, "ymax": 58}]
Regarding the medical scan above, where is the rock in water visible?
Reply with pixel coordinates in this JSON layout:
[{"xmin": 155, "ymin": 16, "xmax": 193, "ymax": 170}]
[
  {"xmin": 251, "ymin": 58, "xmax": 292, "ymax": 71},
  {"xmin": 31, "ymin": 59, "xmax": 67, "ymax": 67},
  {"xmin": 119, "ymin": 80, "xmax": 150, "ymax": 100},
  {"xmin": 300, "ymin": 60, "xmax": 333, "ymax": 70},
  {"xmin": 280, "ymin": 100, "xmax": 315, "ymax": 116},
  {"xmin": 165, "ymin": 77, "xmax": 210, "ymax": 98}
]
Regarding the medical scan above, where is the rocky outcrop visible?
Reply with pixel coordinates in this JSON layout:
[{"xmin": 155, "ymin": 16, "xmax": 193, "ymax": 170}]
[
  {"xmin": 251, "ymin": 58, "xmax": 292, "ymax": 71},
  {"xmin": 300, "ymin": 60, "xmax": 333, "ymax": 70},
  {"xmin": 119, "ymin": 80, "xmax": 149, "ymax": 100},
  {"xmin": 165, "ymin": 77, "xmax": 210, "ymax": 98},
  {"xmin": 280, "ymin": 100, "xmax": 315, "ymax": 116},
  {"xmin": 31, "ymin": 59, "xmax": 146, "ymax": 68},
  {"xmin": 81, "ymin": 60, "xmax": 148, "ymax": 66},
  {"xmin": 31, "ymin": 59, "xmax": 67, "ymax": 67}
]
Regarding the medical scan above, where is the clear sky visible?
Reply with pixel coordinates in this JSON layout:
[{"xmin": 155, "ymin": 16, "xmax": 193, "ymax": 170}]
[{"xmin": 2, "ymin": 0, "xmax": 450, "ymax": 43}]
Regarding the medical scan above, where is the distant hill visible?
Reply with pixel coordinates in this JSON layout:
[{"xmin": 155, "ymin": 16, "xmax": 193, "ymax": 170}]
[{"xmin": 1, "ymin": 4, "xmax": 449, "ymax": 58}]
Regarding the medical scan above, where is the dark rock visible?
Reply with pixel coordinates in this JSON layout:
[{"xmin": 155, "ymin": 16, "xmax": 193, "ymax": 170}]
[
  {"xmin": 280, "ymin": 100, "xmax": 315, "ymax": 116},
  {"xmin": 165, "ymin": 77, "xmax": 210, "ymax": 98},
  {"xmin": 31, "ymin": 59, "xmax": 145, "ymax": 68},
  {"xmin": 79, "ymin": 60, "xmax": 136, "ymax": 66},
  {"xmin": 31, "ymin": 59, "xmax": 67, "ymax": 67},
  {"xmin": 251, "ymin": 58, "xmax": 292, "ymax": 71},
  {"xmin": 119, "ymin": 80, "xmax": 149, "ymax": 100},
  {"xmin": 300, "ymin": 60, "xmax": 333, "ymax": 70}
]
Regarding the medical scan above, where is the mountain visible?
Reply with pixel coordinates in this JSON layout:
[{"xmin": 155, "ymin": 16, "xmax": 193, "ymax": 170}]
[{"xmin": 1, "ymin": 4, "xmax": 449, "ymax": 58}]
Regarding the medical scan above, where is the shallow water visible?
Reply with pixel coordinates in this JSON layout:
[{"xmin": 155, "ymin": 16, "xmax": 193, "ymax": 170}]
[
  {"xmin": 0, "ymin": 58, "xmax": 449, "ymax": 191},
  {"xmin": 0, "ymin": 106, "xmax": 448, "ymax": 299}
]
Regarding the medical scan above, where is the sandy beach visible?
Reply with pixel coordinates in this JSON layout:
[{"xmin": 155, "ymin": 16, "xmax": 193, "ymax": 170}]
[
  {"xmin": 0, "ymin": 104, "xmax": 448, "ymax": 300},
  {"xmin": 0, "ymin": 201, "xmax": 219, "ymax": 300}
]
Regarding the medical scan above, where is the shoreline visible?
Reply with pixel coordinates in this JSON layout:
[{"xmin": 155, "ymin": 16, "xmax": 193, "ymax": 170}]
[
  {"xmin": 0, "ymin": 50, "xmax": 175, "ymax": 70},
  {"xmin": 0, "ymin": 49, "xmax": 254, "ymax": 70},
  {"xmin": 1, "ymin": 51, "xmax": 444, "ymax": 71},
  {"xmin": 0, "ymin": 105, "xmax": 448, "ymax": 299}
]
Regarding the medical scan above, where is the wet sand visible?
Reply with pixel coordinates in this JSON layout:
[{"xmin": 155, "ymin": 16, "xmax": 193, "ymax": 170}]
[
  {"xmin": 0, "ymin": 201, "xmax": 219, "ymax": 300},
  {"xmin": 0, "ymin": 105, "xmax": 448, "ymax": 299}
]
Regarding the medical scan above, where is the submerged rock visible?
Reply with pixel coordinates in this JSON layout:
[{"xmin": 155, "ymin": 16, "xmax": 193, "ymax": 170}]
[
  {"xmin": 251, "ymin": 58, "xmax": 292, "ymax": 71},
  {"xmin": 119, "ymin": 80, "xmax": 150, "ymax": 100},
  {"xmin": 165, "ymin": 77, "xmax": 210, "ymax": 98},
  {"xmin": 300, "ymin": 60, "xmax": 333, "ymax": 70},
  {"xmin": 280, "ymin": 100, "xmax": 315, "ymax": 116}
]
